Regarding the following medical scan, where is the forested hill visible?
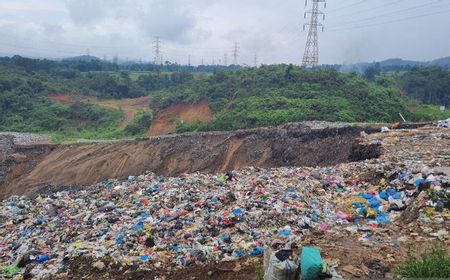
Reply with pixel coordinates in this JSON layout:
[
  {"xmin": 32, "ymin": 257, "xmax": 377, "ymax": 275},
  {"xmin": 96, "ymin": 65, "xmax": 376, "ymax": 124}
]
[
  {"xmin": 0, "ymin": 55, "xmax": 240, "ymax": 73},
  {"xmin": 151, "ymin": 64, "xmax": 436, "ymax": 133},
  {"xmin": 398, "ymin": 66, "xmax": 450, "ymax": 106},
  {"xmin": 1, "ymin": 55, "xmax": 450, "ymax": 139}
]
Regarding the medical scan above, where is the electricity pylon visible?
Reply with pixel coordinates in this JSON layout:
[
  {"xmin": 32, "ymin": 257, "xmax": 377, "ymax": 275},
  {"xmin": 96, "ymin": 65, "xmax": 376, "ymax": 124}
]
[{"xmin": 302, "ymin": 0, "xmax": 326, "ymax": 68}]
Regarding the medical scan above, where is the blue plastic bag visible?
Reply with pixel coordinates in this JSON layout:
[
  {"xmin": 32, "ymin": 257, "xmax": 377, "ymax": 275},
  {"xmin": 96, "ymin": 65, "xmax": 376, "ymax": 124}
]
[{"xmin": 301, "ymin": 247, "xmax": 324, "ymax": 280}]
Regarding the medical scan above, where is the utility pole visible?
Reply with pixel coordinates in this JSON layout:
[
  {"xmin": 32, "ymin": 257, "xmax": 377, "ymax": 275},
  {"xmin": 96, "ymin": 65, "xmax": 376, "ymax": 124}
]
[
  {"xmin": 224, "ymin": 53, "xmax": 228, "ymax": 66},
  {"xmin": 302, "ymin": 0, "xmax": 326, "ymax": 68},
  {"xmin": 153, "ymin": 36, "xmax": 161, "ymax": 65},
  {"xmin": 188, "ymin": 55, "xmax": 191, "ymax": 66},
  {"xmin": 254, "ymin": 53, "xmax": 258, "ymax": 67},
  {"xmin": 232, "ymin": 42, "xmax": 239, "ymax": 65}
]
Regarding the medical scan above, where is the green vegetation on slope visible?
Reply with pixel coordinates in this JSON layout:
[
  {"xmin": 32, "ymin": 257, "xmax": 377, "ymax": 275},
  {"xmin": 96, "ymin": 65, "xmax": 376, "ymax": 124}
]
[
  {"xmin": 153, "ymin": 65, "xmax": 413, "ymax": 132},
  {"xmin": 398, "ymin": 66, "xmax": 450, "ymax": 106},
  {"xmin": 0, "ymin": 58, "xmax": 198, "ymax": 140},
  {"xmin": 2, "ymin": 56, "xmax": 450, "ymax": 139},
  {"xmin": 125, "ymin": 111, "xmax": 153, "ymax": 135},
  {"xmin": 0, "ymin": 56, "xmax": 197, "ymax": 100}
]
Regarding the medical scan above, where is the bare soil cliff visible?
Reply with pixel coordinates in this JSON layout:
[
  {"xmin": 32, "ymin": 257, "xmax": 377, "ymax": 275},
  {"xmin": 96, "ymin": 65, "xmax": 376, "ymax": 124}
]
[{"xmin": 0, "ymin": 122, "xmax": 381, "ymax": 197}]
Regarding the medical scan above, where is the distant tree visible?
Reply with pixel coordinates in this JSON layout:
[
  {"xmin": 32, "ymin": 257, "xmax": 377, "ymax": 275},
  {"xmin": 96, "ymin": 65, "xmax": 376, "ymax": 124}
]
[
  {"xmin": 398, "ymin": 66, "xmax": 450, "ymax": 106},
  {"xmin": 364, "ymin": 63, "xmax": 381, "ymax": 82}
]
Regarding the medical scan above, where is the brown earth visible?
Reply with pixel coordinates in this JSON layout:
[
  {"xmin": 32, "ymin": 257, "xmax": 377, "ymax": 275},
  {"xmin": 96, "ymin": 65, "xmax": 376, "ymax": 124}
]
[
  {"xmin": 0, "ymin": 122, "xmax": 381, "ymax": 198},
  {"xmin": 60, "ymin": 256, "xmax": 262, "ymax": 280},
  {"xmin": 147, "ymin": 100, "xmax": 214, "ymax": 136}
]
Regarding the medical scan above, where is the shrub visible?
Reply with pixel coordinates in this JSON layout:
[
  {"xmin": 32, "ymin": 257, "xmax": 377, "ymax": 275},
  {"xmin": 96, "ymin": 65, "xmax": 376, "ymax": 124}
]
[{"xmin": 396, "ymin": 247, "xmax": 450, "ymax": 278}]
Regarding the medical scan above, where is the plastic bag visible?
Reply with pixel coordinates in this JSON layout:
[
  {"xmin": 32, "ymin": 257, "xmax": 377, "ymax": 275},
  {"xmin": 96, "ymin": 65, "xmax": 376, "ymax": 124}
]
[
  {"xmin": 264, "ymin": 248, "xmax": 298, "ymax": 280},
  {"xmin": 300, "ymin": 247, "xmax": 323, "ymax": 280}
]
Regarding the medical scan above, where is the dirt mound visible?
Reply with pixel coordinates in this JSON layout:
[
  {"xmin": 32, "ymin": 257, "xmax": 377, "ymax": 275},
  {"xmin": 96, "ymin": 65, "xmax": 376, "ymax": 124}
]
[
  {"xmin": 147, "ymin": 100, "xmax": 214, "ymax": 136},
  {"xmin": 0, "ymin": 122, "xmax": 379, "ymax": 198}
]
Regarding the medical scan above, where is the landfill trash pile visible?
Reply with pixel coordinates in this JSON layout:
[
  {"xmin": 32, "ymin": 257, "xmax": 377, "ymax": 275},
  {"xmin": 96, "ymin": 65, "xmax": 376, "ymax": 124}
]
[
  {"xmin": 1, "ymin": 125, "xmax": 450, "ymax": 279},
  {"xmin": 0, "ymin": 133, "xmax": 50, "ymax": 146}
]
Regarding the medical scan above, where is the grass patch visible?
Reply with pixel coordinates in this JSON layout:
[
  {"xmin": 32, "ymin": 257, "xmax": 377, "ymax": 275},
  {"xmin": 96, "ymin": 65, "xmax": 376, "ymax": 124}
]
[
  {"xmin": 396, "ymin": 247, "xmax": 450, "ymax": 278},
  {"xmin": 409, "ymin": 103, "xmax": 450, "ymax": 122},
  {"xmin": 255, "ymin": 261, "xmax": 264, "ymax": 280}
]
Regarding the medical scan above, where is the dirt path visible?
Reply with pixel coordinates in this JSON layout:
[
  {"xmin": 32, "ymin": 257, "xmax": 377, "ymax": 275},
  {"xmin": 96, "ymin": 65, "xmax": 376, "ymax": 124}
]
[
  {"xmin": 48, "ymin": 94, "xmax": 151, "ymax": 130},
  {"xmin": 94, "ymin": 97, "xmax": 151, "ymax": 129}
]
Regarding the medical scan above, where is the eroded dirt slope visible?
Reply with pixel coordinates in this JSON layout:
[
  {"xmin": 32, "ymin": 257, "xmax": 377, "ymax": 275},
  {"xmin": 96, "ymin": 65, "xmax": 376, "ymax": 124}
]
[
  {"xmin": 1, "ymin": 122, "xmax": 378, "ymax": 197},
  {"xmin": 147, "ymin": 100, "xmax": 214, "ymax": 135}
]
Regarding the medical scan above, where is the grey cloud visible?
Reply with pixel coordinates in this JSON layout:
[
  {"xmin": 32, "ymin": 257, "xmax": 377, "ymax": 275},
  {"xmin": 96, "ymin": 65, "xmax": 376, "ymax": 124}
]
[
  {"xmin": 136, "ymin": 0, "xmax": 197, "ymax": 42},
  {"xmin": 65, "ymin": 0, "xmax": 119, "ymax": 25},
  {"xmin": 1, "ymin": 0, "xmax": 449, "ymax": 64}
]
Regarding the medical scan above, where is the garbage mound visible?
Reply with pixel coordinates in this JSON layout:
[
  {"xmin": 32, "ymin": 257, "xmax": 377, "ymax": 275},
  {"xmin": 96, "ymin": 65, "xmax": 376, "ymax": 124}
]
[{"xmin": 1, "ymin": 157, "xmax": 449, "ymax": 278}]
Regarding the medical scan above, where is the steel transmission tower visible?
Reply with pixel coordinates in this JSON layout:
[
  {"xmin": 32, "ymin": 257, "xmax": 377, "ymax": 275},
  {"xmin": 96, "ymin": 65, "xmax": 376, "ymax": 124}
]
[
  {"xmin": 153, "ymin": 37, "xmax": 161, "ymax": 65},
  {"xmin": 302, "ymin": 0, "xmax": 326, "ymax": 68},
  {"xmin": 232, "ymin": 42, "xmax": 239, "ymax": 65}
]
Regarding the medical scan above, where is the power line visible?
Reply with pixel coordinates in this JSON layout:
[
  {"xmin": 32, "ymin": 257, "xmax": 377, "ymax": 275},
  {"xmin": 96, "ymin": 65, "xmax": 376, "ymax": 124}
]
[
  {"xmin": 332, "ymin": 0, "xmax": 405, "ymax": 16},
  {"xmin": 332, "ymin": 0, "xmax": 445, "ymax": 28},
  {"xmin": 328, "ymin": 7, "xmax": 450, "ymax": 32}
]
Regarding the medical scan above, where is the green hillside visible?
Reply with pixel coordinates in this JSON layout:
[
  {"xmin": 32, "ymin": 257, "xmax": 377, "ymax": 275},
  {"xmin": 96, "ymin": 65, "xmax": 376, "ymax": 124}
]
[
  {"xmin": 152, "ymin": 65, "xmax": 450, "ymax": 133},
  {"xmin": 1, "ymin": 57, "xmax": 450, "ymax": 140}
]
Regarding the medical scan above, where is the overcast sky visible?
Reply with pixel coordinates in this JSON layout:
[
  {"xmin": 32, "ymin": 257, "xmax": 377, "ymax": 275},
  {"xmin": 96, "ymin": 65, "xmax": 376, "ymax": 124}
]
[{"xmin": 1, "ymin": 0, "xmax": 450, "ymax": 65}]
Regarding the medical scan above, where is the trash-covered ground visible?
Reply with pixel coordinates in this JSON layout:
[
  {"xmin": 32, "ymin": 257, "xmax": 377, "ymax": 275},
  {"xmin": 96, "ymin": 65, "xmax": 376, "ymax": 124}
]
[
  {"xmin": 1, "ymin": 125, "xmax": 450, "ymax": 279},
  {"xmin": 0, "ymin": 133, "xmax": 50, "ymax": 146}
]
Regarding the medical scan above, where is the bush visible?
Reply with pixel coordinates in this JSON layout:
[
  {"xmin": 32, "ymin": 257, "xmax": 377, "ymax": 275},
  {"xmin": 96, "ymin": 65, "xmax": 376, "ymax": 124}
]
[
  {"xmin": 396, "ymin": 247, "xmax": 450, "ymax": 278},
  {"xmin": 125, "ymin": 111, "xmax": 153, "ymax": 135}
]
